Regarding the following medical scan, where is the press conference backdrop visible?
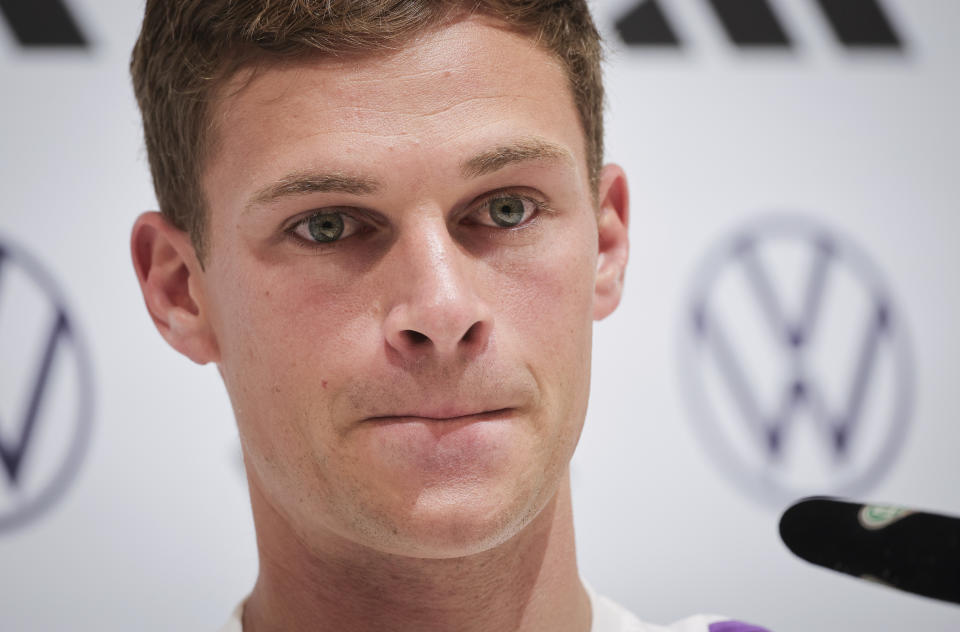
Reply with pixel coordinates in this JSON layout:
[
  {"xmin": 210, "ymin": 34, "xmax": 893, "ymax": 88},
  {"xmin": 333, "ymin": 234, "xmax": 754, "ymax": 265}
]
[{"xmin": 1, "ymin": 0, "xmax": 957, "ymax": 629}]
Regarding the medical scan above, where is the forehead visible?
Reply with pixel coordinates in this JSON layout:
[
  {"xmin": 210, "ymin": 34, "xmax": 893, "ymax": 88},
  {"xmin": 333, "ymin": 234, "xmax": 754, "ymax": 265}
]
[
  {"xmin": 216, "ymin": 16, "xmax": 567, "ymax": 116},
  {"xmin": 203, "ymin": 16, "xmax": 588, "ymax": 203}
]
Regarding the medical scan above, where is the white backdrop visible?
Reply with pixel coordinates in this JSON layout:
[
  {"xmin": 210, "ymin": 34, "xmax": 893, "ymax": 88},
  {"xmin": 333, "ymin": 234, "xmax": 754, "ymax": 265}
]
[{"xmin": 1, "ymin": 1, "xmax": 957, "ymax": 630}]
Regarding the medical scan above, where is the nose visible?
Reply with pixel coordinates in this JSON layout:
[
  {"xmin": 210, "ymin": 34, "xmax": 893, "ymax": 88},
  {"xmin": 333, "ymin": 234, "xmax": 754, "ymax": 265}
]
[{"xmin": 382, "ymin": 220, "xmax": 492, "ymax": 362}]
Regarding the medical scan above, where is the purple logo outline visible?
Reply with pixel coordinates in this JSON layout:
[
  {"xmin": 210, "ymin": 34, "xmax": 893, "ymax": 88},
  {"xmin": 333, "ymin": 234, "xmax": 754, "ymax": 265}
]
[{"xmin": 679, "ymin": 214, "xmax": 913, "ymax": 506}]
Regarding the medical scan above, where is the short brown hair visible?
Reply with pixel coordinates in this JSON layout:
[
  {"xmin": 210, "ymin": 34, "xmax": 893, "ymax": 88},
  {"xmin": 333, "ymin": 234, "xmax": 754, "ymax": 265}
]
[{"xmin": 131, "ymin": 0, "xmax": 605, "ymax": 261}]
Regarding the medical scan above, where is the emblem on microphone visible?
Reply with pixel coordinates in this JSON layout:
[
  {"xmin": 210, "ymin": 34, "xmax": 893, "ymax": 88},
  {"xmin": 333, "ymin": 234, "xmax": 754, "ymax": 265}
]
[
  {"xmin": 858, "ymin": 503, "xmax": 912, "ymax": 530},
  {"xmin": 681, "ymin": 215, "xmax": 913, "ymax": 505}
]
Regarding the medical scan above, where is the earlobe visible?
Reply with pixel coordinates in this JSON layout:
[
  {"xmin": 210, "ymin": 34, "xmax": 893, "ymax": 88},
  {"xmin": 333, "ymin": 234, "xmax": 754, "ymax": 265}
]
[
  {"xmin": 130, "ymin": 212, "xmax": 220, "ymax": 364},
  {"xmin": 593, "ymin": 164, "xmax": 630, "ymax": 321}
]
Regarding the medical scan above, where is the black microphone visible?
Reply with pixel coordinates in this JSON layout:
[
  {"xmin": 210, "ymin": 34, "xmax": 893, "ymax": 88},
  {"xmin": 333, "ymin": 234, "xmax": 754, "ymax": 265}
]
[{"xmin": 779, "ymin": 497, "xmax": 960, "ymax": 605}]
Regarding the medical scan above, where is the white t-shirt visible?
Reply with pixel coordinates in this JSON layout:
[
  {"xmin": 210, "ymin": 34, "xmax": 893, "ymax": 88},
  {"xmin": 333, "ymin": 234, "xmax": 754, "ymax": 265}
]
[{"xmin": 217, "ymin": 584, "xmax": 767, "ymax": 631}]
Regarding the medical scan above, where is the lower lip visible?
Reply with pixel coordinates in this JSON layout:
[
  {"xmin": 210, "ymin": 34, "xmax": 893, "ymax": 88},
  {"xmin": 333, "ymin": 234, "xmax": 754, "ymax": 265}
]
[
  {"xmin": 359, "ymin": 409, "xmax": 516, "ymax": 478},
  {"xmin": 369, "ymin": 408, "xmax": 513, "ymax": 425}
]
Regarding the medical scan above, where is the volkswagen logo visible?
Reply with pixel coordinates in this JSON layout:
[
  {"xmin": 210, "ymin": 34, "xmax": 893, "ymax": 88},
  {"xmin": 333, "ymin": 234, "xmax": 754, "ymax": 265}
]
[
  {"xmin": 680, "ymin": 215, "xmax": 913, "ymax": 506},
  {"xmin": 0, "ymin": 236, "xmax": 93, "ymax": 532}
]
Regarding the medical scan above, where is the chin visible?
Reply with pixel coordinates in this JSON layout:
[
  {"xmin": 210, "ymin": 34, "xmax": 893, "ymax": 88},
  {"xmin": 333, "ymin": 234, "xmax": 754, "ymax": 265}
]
[
  {"xmin": 332, "ymin": 488, "xmax": 528, "ymax": 559},
  {"xmin": 358, "ymin": 481, "xmax": 550, "ymax": 559}
]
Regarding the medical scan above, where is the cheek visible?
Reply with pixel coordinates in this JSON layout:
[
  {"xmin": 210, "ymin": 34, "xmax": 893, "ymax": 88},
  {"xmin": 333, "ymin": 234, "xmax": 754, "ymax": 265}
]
[
  {"xmin": 491, "ymin": 220, "xmax": 597, "ymax": 426},
  {"xmin": 229, "ymin": 254, "xmax": 372, "ymax": 348},
  {"xmin": 212, "ymin": 259, "xmax": 379, "ymax": 427},
  {"xmin": 494, "ymin": 221, "xmax": 597, "ymax": 352},
  {"xmin": 213, "ymin": 266, "xmax": 385, "ymax": 511}
]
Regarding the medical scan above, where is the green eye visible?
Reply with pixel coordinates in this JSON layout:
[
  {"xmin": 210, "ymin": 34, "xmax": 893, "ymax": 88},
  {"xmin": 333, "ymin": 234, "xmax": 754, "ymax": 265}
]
[
  {"xmin": 307, "ymin": 212, "xmax": 345, "ymax": 242},
  {"xmin": 488, "ymin": 197, "xmax": 526, "ymax": 227}
]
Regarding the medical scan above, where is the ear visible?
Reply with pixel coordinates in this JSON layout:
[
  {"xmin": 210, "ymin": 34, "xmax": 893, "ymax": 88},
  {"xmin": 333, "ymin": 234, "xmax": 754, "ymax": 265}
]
[
  {"xmin": 130, "ymin": 212, "xmax": 220, "ymax": 364},
  {"xmin": 593, "ymin": 164, "xmax": 630, "ymax": 321}
]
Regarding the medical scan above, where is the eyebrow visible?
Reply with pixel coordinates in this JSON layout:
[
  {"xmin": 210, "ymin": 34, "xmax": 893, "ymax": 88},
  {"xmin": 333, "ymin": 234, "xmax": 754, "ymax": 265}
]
[
  {"xmin": 247, "ymin": 171, "xmax": 380, "ymax": 209},
  {"xmin": 460, "ymin": 137, "xmax": 574, "ymax": 179},
  {"xmin": 246, "ymin": 137, "xmax": 572, "ymax": 211}
]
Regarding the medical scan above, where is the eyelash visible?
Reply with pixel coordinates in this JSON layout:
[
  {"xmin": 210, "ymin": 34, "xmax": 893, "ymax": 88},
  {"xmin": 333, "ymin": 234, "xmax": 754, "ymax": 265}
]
[
  {"xmin": 465, "ymin": 192, "xmax": 546, "ymax": 228},
  {"xmin": 284, "ymin": 190, "xmax": 549, "ymax": 250}
]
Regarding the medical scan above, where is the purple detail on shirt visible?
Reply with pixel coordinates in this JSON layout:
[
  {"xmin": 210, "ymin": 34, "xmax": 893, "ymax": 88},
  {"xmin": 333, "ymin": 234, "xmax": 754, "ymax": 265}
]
[{"xmin": 709, "ymin": 622, "xmax": 770, "ymax": 632}]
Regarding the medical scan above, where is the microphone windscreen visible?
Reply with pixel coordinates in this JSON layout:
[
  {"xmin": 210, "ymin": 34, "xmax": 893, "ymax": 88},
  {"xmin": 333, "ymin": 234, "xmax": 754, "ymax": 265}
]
[{"xmin": 779, "ymin": 497, "xmax": 960, "ymax": 605}]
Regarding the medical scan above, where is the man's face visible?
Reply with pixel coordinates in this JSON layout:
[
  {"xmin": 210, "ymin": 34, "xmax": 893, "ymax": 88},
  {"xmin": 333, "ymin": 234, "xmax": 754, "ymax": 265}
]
[{"xmin": 195, "ymin": 16, "xmax": 624, "ymax": 558}]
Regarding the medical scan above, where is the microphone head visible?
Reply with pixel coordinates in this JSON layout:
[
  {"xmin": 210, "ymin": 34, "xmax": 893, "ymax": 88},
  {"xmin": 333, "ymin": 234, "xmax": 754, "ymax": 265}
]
[{"xmin": 779, "ymin": 497, "xmax": 960, "ymax": 605}]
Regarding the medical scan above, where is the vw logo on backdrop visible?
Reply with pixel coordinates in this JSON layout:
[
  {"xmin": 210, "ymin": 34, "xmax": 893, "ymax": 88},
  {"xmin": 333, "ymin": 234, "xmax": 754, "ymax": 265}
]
[
  {"xmin": 0, "ymin": 236, "xmax": 93, "ymax": 531},
  {"xmin": 680, "ymin": 215, "xmax": 912, "ymax": 506}
]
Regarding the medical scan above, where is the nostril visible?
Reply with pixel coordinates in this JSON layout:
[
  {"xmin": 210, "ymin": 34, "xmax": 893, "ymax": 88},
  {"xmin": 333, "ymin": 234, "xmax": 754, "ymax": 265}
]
[
  {"xmin": 403, "ymin": 330, "xmax": 430, "ymax": 346},
  {"xmin": 462, "ymin": 321, "xmax": 482, "ymax": 343}
]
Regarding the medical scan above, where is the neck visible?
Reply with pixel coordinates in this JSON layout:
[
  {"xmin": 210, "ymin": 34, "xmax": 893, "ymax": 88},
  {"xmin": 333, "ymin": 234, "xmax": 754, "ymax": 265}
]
[{"xmin": 242, "ymin": 470, "xmax": 590, "ymax": 632}]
